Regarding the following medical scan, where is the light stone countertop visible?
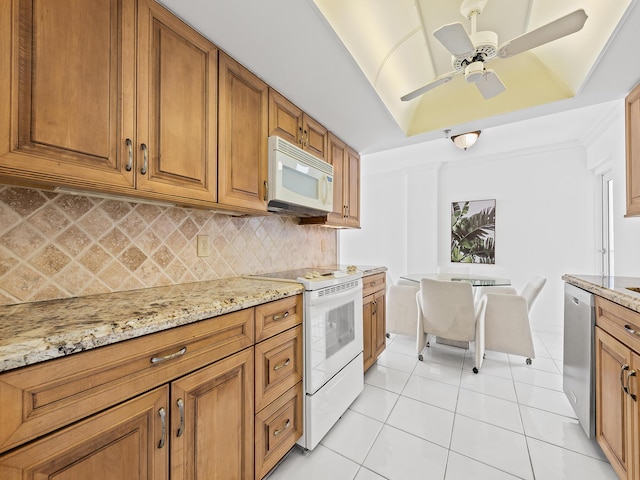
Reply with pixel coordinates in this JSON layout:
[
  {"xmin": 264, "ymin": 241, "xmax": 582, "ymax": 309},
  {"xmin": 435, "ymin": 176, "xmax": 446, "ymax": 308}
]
[
  {"xmin": 0, "ymin": 277, "xmax": 303, "ymax": 373},
  {"xmin": 562, "ymin": 274, "xmax": 640, "ymax": 313},
  {"xmin": 358, "ymin": 265, "xmax": 387, "ymax": 277}
]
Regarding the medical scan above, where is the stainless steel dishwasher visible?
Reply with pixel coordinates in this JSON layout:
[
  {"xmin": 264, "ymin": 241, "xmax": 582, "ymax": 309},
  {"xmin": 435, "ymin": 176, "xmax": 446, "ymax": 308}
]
[{"xmin": 563, "ymin": 283, "xmax": 596, "ymax": 438}]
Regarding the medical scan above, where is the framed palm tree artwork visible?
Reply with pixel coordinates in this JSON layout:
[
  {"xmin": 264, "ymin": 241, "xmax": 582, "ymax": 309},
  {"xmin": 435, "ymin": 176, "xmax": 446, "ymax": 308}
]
[{"xmin": 451, "ymin": 199, "xmax": 496, "ymax": 264}]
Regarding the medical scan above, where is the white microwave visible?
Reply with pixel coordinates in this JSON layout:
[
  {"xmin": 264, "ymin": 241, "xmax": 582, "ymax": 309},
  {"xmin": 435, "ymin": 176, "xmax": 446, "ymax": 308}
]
[{"xmin": 267, "ymin": 136, "xmax": 333, "ymax": 217}]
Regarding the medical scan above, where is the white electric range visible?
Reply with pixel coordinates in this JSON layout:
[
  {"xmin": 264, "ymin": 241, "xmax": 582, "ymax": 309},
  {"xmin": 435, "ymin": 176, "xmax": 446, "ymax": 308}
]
[{"xmin": 252, "ymin": 266, "xmax": 364, "ymax": 450}]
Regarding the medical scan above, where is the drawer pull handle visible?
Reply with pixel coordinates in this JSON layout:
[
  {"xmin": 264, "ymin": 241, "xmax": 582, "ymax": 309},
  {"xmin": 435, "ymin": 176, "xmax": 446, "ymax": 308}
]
[
  {"xmin": 140, "ymin": 143, "xmax": 148, "ymax": 175},
  {"xmin": 371, "ymin": 281, "xmax": 376, "ymax": 286},
  {"xmin": 158, "ymin": 407, "xmax": 166, "ymax": 449},
  {"xmin": 125, "ymin": 138, "xmax": 133, "ymax": 171},
  {"xmin": 274, "ymin": 358, "xmax": 291, "ymax": 371},
  {"xmin": 273, "ymin": 419, "xmax": 290, "ymax": 436},
  {"xmin": 624, "ymin": 325, "xmax": 640, "ymax": 337},
  {"xmin": 273, "ymin": 311, "xmax": 290, "ymax": 321},
  {"xmin": 177, "ymin": 398, "xmax": 185, "ymax": 437},
  {"xmin": 628, "ymin": 370, "xmax": 637, "ymax": 401},
  {"xmin": 621, "ymin": 364, "xmax": 630, "ymax": 393},
  {"xmin": 151, "ymin": 346, "xmax": 187, "ymax": 364}
]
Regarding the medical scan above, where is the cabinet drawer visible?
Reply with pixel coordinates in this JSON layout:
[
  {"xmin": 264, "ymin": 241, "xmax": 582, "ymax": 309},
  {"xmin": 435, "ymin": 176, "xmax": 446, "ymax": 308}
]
[
  {"xmin": 255, "ymin": 325, "xmax": 303, "ymax": 412},
  {"xmin": 255, "ymin": 294, "xmax": 302, "ymax": 342},
  {"xmin": 255, "ymin": 382, "xmax": 303, "ymax": 480},
  {"xmin": 0, "ymin": 308, "xmax": 254, "ymax": 453},
  {"xmin": 363, "ymin": 272, "xmax": 386, "ymax": 297},
  {"xmin": 596, "ymin": 296, "xmax": 640, "ymax": 352}
]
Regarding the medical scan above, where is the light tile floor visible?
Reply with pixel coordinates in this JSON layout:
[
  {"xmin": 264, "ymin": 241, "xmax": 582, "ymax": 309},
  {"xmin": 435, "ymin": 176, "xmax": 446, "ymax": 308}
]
[{"xmin": 267, "ymin": 332, "xmax": 617, "ymax": 480}]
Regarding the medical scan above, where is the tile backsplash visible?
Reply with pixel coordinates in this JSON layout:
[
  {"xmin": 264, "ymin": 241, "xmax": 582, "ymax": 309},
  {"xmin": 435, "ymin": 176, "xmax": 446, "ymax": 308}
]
[{"xmin": 0, "ymin": 186, "xmax": 337, "ymax": 305}]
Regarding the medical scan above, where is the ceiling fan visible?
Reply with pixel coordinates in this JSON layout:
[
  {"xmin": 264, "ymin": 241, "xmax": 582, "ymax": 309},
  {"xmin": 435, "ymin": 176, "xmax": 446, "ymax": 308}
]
[{"xmin": 401, "ymin": 0, "xmax": 588, "ymax": 102}]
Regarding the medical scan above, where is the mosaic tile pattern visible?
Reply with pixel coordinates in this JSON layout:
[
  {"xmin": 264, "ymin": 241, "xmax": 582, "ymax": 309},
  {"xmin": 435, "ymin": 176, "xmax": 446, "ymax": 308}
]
[{"xmin": 0, "ymin": 186, "xmax": 337, "ymax": 305}]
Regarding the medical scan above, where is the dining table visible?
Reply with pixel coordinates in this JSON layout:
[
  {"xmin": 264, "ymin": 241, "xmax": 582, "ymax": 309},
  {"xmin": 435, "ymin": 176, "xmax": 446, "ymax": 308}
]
[{"xmin": 400, "ymin": 272, "xmax": 511, "ymax": 287}]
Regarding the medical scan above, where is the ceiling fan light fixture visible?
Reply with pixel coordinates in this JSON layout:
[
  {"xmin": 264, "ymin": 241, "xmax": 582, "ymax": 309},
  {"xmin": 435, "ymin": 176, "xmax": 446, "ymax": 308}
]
[{"xmin": 451, "ymin": 130, "xmax": 481, "ymax": 150}]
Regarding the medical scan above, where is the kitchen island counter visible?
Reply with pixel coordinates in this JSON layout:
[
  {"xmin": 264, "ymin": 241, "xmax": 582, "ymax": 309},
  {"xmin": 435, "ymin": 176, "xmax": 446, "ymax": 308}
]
[
  {"xmin": 0, "ymin": 277, "xmax": 302, "ymax": 372},
  {"xmin": 562, "ymin": 274, "xmax": 640, "ymax": 313}
]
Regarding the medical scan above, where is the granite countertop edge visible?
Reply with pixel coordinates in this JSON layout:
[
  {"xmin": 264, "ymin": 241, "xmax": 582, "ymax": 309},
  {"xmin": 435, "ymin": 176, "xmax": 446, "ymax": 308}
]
[
  {"xmin": 562, "ymin": 274, "xmax": 640, "ymax": 314},
  {"xmin": 0, "ymin": 266, "xmax": 387, "ymax": 373},
  {"xmin": 0, "ymin": 277, "xmax": 304, "ymax": 373}
]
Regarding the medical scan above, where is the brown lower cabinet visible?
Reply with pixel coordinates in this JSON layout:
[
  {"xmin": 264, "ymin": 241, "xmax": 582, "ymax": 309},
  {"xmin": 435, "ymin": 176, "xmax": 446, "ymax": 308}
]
[
  {"xmin": 595, "ymin": 296, "xmax": 640, "ymax": 480},
  {"xmin": 0, "ymin": 294, "xmax": 303, "ymax": 479},
  {"xmin": 363, "ymin": 272, "xmax": 387, "ymax": 372}
]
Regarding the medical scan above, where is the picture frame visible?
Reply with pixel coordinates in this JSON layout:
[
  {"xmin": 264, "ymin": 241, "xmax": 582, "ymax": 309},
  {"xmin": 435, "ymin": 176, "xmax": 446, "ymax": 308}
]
[{"xmin": 451, "ymin": 199, "xmax": 496, "ymax": 264}]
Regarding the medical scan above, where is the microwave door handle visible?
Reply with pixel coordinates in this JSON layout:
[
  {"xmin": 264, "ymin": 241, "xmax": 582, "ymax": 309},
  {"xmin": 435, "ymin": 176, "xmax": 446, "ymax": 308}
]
[{"xmin": 320, "ymin": 176, "xmax": 329, "ymax": 204}]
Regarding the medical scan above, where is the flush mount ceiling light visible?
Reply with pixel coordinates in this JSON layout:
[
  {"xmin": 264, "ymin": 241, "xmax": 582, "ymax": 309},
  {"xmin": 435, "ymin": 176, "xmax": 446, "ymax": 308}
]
[{"xmin": 451, "ymin": 130, "xmax": 481, "ymax": 150}]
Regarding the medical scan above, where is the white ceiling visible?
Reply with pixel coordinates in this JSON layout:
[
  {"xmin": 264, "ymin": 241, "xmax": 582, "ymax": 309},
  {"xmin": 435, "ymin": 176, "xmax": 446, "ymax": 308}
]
[{"xmin": 158, "ymin": 0, "xmax": 640, "ymax": 155}]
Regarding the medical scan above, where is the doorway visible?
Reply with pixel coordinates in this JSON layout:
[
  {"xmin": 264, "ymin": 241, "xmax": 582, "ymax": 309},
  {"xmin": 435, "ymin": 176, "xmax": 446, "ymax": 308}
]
[{"xmin": 601, "ymin": 171, "xmax": 614, "ymax": 277}]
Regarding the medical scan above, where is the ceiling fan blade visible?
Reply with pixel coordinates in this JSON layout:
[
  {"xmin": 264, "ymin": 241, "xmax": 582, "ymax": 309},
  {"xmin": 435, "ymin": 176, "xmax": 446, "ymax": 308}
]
[
  {"xmin": 433, "ymin": 22, "xmax": 475, "ymax": 58},
  {"xmin": 497, "ymin": 9, "xmax": 588, "ymax": 58},
  {"xmin": 474, "ymin": 69, "xmax": 506, "ymax": 100},
  {"xmin": 401, "ymin": 72, "xmax": 458, "ymax": 102}
]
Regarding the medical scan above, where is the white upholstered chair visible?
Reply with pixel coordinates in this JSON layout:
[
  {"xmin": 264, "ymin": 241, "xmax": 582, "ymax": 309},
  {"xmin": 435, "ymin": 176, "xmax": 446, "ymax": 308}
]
[
  {"xmin": 385, "ymin": 279, "xmax": 419, "ymax": 338},
  {"xmin": 416, "ymin": 278, "xmax": 482, "ymax": 373},
  {"xmin": 475, "ymin": 276, "xmax": 546, "ymax": 370}
]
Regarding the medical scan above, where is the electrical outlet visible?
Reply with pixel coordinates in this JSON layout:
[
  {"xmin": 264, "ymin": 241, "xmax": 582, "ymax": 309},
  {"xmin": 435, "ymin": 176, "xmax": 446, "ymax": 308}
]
[{"xmin": 197, "ymin": 235, "xmax": 209, "ymax": 257}]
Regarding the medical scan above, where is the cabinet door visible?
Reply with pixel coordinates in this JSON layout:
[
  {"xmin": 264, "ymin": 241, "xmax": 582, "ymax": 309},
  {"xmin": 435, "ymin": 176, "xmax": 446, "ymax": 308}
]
[
  {"xmin": 373, "ymin": 290, "xmax": 386, "ymax": 360},
  {"xmin": 626, "ymin": 82, "xmax": 640, "ymax": 216},
  {"xmin": 0, "ymin": 0, "xmax": 135, "ymax": 189},
  {"xmin": 302, "ymin": 114, "xmax": 328, "ymax": 161},
  {"xmin": 345, "ymin": 146, "xmax": 361, "ymax": 228},
  {"xmin": 363, "ymin": 293, "xmax": 375, "ymax": 372},
  {"xmin": 0, "ymin": 386, "xmax": 168, "ymax": 480},
  {"xmin": 268, "ymin": 89, "xmax": 302, "ymax": 147},
  {"xmin": 218, "ymin": 52, "xmax": 269, "ymax": 210},
  {"xmin": 171, "ymin": 348, "xmax": 254, "ymax": 480},
  {"xmin": 326, "ymin": 132, "xmax": 347, "ymax": 225},
  {"xmin": 632, "ymin": 350, "xmax": 640, "ymax": 480},
  {"xmin": 595, "ymin": 327, "xmax": 632, "ymax": 480},
  {"xmin": 137, "ymin": 0, "xmax": 217, "ymax": 202}
]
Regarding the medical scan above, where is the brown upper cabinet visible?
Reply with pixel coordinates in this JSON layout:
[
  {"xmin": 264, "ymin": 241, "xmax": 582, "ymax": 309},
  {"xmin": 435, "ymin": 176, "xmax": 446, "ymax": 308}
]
[
  {"xmin": 269, "ymin": 90, "xmax": 328, "ymax": 161},
  {"xmin": 218, "ymin": 52, "xmax": 269, "ymax": 211},
  {"xmin": 0, "ymin": 0, "xmax": 218, "ymax": 204},
  {"xmin": 301, "ymin": 132, "xmax": 360, "ymax": 228},
  {"xmin": 626, "ymin": 81, "xmax": 640, "ymax": 216}
]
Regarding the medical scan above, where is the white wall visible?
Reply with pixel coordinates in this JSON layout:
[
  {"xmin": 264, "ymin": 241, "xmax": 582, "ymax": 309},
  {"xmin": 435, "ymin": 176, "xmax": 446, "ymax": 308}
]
[
  {"xmin": 586, "ymin": 102, "xmax": 640, "ymax": 276},
  {"xmin": 339, "ymin": 101, "xmax": 640, "ymax": 335},
  {"xmin": 436, "ymin": 145, "xmax": 595, "ymax": 333}
]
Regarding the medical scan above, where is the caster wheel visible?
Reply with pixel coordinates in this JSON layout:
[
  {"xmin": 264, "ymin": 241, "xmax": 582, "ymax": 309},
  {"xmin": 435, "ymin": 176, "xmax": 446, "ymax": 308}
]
[
  {"xmin": 526, "ymin": 358, "xmax": 532, "ymax": 365},
  {"xmin": 473, "ymin": 367, "xmax": 478, "ymax": 374},
  {"xmin": 418, "ymin": 354, "xmax": 424, "ymax": 361},
  {"xmin": 386, "ymin": 333, "xmax": 391, "ymax": 338},
  {"xmin": 426, "ymin": 342, "xmax": 430, "ymax": 348}
]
